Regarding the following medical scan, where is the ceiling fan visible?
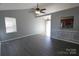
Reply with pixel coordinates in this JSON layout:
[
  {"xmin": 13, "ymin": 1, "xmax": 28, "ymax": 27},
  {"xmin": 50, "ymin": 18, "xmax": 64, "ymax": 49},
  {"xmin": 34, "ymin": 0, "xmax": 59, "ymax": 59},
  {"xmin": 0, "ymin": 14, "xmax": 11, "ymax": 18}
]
[{"xmin": 30, "ymin": 3, "xmax": 46, "ymax": 15}]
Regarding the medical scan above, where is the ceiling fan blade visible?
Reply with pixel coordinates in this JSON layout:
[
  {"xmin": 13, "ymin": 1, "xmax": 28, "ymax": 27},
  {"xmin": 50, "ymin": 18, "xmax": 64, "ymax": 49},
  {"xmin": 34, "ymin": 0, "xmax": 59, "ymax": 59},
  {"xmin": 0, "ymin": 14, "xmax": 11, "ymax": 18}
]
[
  {"xmin": 29, "ymin": 3, "xmax": 46, "ymax": 16},
  {"xmin": 41, "ymin": 11, "xmax": 45, "ymax": 13},
  {"xmin": 40, "ymin": 8, "xmax": 46, "ymax": 13},
  {"xmin": 41, "ymin": 8, "xmax": 46, "ymax": 11}
]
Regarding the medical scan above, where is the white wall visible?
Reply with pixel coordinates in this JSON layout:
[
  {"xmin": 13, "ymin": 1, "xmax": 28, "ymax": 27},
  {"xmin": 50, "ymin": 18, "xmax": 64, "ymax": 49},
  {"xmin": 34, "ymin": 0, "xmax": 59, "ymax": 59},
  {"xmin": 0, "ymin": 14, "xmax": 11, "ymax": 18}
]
[
  {"xmin": 0, "ymin": 42, "xmax": 1, "ymax": 56},
  {"xmin": 0, "ymin": 9, "xmax": 45, "ymax": 41}
]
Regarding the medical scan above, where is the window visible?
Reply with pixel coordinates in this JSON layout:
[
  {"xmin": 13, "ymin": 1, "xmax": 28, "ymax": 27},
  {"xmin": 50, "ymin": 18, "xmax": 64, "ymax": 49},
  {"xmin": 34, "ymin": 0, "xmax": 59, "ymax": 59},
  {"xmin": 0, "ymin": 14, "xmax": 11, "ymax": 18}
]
[{"xmin": 5, "ymin": 17, "xmax": 17, "ymax": 33}]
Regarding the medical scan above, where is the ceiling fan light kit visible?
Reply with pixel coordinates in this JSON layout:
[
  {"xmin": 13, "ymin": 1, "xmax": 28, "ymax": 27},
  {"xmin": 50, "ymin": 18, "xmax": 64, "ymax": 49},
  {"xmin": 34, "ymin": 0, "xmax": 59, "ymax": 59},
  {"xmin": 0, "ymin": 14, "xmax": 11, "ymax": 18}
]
[
  {"xmin": 35, "ymin": 10, "xmax": 41, "ymax": 15},
  {"xmin": 34, "ymin": 3, "xmax": 46, "ymax": 15}
]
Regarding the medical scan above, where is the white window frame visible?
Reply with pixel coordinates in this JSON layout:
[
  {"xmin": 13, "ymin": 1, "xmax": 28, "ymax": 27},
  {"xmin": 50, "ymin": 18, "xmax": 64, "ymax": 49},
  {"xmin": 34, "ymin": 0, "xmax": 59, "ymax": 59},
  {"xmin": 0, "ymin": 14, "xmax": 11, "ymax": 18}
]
[{"xmin": 5, "ymin": 17, "xmax": 17, "ymax": 33}]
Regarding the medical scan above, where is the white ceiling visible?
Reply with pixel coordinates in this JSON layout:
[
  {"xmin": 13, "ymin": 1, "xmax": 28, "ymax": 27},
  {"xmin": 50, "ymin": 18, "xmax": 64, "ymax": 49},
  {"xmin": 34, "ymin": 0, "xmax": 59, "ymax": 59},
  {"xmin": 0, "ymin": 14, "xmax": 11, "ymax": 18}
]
[
  {"xmin": 41, "ymin": 3, "xmax": 79, "ymax": 15},
  {"xmin": 0, "ymin": 3, "xmax": 51, "ymax": 10},
  {"xmin": 0, "ymin": 3, "xmax": 37, "ymax": 10},
  {"xmin": 0, "ymin": 3, "xmax": 79, "ymax": 15}
]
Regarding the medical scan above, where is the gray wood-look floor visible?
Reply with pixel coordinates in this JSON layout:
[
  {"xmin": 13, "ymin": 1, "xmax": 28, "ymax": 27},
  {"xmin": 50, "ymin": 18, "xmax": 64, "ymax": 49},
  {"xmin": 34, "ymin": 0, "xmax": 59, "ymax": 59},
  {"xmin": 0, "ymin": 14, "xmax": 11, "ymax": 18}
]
[{"xmin": 1, "ymin": 34, "xmax": 79, "ymax": 56}]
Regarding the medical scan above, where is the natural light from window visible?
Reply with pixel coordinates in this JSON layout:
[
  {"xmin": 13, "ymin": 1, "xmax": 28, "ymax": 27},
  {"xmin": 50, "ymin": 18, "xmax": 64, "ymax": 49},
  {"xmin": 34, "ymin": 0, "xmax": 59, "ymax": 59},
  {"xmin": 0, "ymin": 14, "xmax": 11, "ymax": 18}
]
[{"xmin": 5, "ymin": 17, "xmax": 17, "ymax": 33}]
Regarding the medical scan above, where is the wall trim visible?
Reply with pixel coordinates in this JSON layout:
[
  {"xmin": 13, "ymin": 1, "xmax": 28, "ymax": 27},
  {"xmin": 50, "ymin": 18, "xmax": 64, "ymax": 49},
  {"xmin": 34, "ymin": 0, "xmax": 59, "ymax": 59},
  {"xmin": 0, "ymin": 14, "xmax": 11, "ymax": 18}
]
[
  {"xmin": 51, "ymin": 36, "xmax": 79, "ymax": 45},
  {"xmin": 1, "ymin": 33, "xmax": 39, "ymax": 42}
]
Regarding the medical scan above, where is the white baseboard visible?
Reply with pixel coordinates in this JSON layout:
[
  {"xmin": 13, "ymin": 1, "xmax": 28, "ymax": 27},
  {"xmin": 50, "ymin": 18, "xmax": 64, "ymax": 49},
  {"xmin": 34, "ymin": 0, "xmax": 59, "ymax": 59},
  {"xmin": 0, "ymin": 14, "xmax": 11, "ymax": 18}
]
[
  {"xmin": 1, "ymin": 33, "xmax": 39, "ymax": 42},
  {"xmin": 51, "ymin": 36, "xmax": 79, "ymax": 45}
]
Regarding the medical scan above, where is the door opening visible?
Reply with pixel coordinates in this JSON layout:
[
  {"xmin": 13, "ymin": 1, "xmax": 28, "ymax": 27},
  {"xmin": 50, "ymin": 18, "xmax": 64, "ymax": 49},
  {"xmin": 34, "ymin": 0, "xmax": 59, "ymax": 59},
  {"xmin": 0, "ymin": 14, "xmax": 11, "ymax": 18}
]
[
  {"xmin": 46, "ymin": 20, "xmax": 51, "ymax": 37},
  {"xmin": 44, "ymin": 15, "xmax": 51, "ymax": 37}
]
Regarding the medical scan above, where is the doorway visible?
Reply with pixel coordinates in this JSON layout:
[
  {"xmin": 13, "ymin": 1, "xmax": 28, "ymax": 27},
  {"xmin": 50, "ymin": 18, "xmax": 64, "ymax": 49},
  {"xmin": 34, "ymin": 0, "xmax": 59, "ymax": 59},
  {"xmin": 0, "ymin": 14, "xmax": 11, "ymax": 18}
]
[
  {"xmin": 46, "ymin": 20, "xmax": 51, "ymax": 37},
  {"xmin": 44, "ymin": 15, "xmax": 51, "ymax": 37}
]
